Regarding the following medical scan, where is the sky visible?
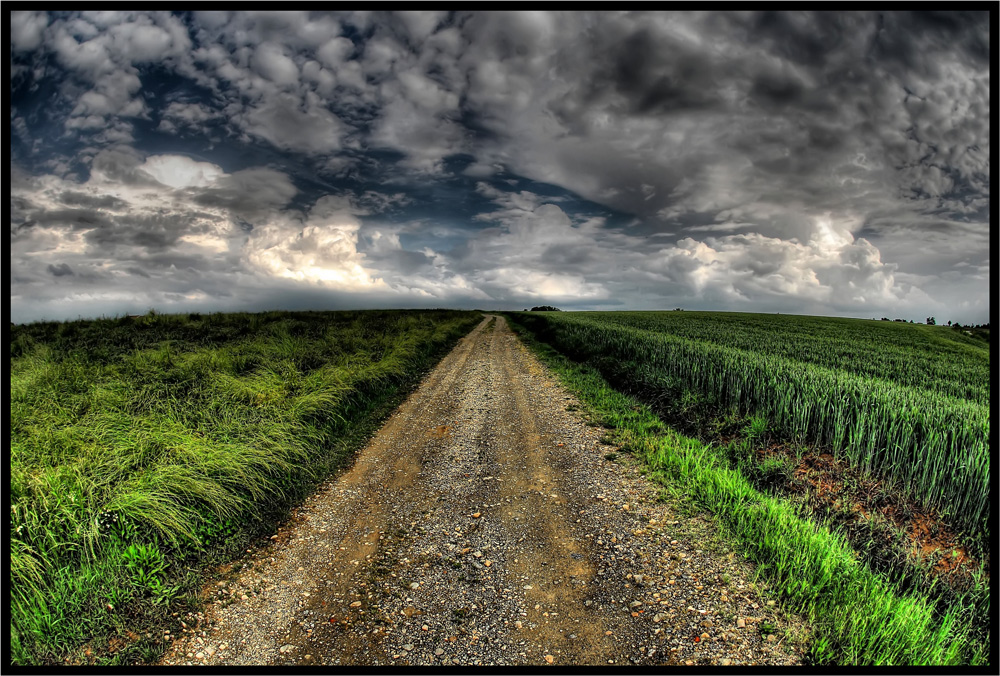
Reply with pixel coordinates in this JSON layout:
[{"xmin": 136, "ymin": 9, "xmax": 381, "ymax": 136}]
[{"xmin": 9, "ymin": 10, "xmax": 991, "ymax": 324}]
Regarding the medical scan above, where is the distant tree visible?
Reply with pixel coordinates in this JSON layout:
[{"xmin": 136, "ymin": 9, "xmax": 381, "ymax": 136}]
[
  {"xmin": 881, "ymin": 317, "xmax": 890, "ymax": 321},
  {"xmin": 947, "ymin": 320, "xmax": 952, "ymax": 326},
  {"xmin": 926, "ymin": 316, "xmax": 936, "ymax": 325},
  {"xmin": 530, "ymin": 306, "xmax": 562, "ymax": 312}
]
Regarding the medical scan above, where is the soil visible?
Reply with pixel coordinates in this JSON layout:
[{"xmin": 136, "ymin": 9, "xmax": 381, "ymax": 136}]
[
  {"xmin": 757, "ymin": 444, "xmax": 988, "ymax": 586},
  {"xmin": 159, "ymin": 315, "xmax": 805, "ymax": 666}
]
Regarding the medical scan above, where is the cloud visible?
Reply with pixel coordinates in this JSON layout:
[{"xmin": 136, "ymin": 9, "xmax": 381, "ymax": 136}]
[
  {"xmin": 251, "ymin": 42, "xmax": 300, "ymax": 87},
  {"xmin": 8, "ymin": 11, "xmax": 990, "ymax": 323},
  {"xmin": 10, "ymin": 11, "xmax": 49, "ymax": 52},
  {"xmin": 240, "ymin": 91, "xmax": 344, "ymax": 153},
  {"xmin": 242, "ymin": 196, "xmax": 386, "ymax": 289},
  {"xmin": 140, "ymin": 155, "xmax": 225, "ymax": 189},
  {"xmin": 47, "ymin": 263, "xmax": 75, "ymax": 277},
  {"xmin": 188, "ymin": 167, "xmax": 298, "ymax": 219},
  {"xmin": 652, "ymin": 223, "xmax": 902, "ymax": 309},
  {"xmin": 157, "ymin": 101, "xmax": 221, "ymax": 134}
]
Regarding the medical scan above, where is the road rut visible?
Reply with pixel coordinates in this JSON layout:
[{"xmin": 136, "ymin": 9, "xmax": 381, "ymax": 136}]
[{"xmin": 161, "ymin": 315, "xmax": 803, "ymax": 666}]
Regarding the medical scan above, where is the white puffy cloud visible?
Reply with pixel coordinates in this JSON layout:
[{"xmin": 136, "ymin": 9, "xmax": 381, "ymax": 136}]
[
  {"xmin": 140, "ymin": 155, "xmax": 224, "ymax": 189},
  {"xmin": 10, "ymin": 11, "xmax": 49, "ymax": 52},
  {"xmin": 243, "ymin": 196, "xmax": 386, "ymax": 289},
  {"xmin": 252, "ymin": 42, "xmax": 299, "ymax": 87},
  {"xmin": 648, "ymin": 216, "xmax": 903, "ymax": 310}
]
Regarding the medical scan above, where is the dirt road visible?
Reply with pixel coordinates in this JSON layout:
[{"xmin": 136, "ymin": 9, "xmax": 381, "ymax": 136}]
[{"xmin": 161, "ymin": 315, "xmax": 803, "ymax": 666}]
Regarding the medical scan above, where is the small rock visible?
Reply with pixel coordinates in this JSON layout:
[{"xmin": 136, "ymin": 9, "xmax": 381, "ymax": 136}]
[
  {"xmin": 720, "ymin": 658, "xmax": 732, "ymax": 666},
  {"xmin": 524, "ymin": 585, "xmax": 533, "ymax": 590},
  {"xmin": 472, "ymin": 513, "xmax": 481, "ymax": 518},
  {"xmin": 737, "ymin": 618, "xmax": 746, "ymax": 628},
  {"xmin": 544, "ymin": 654, "xmax": 555, "ymax": 664},
  {"xmin": 350, "ymin": 601, "xmax": 362, "ymax": 608},
  {"xmin": 409, "ymin": 583, "xmax": 420, "ymax": 590},
  {"xmin": 633, "ymin": 574, "xmax": 644, "ymax": 585},
  {"xmin": 435, "ymin": 648, "xmax": 444, "ymax": 656},
  {"xmin": 629, "ymin": 601, "xmax": 642, "ymax": 608},
  {"xmin": 403, "ymin": 644, "xmax": 414, "ymax": 651}
]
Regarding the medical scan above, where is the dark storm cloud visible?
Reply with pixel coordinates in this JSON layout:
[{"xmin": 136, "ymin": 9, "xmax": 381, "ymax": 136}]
[
  {"xmin": 58, "ymin": 191, "xmax": 128, "ymax": 210},
  {"xmin": 89, "ymin": 146, "xmax": 160, "ymax": 186},
  {"xmin": 81, "ymin": 213, "xmax": 193, "ymax": 251},
  {"xmin": 32, "ymin": 208, "xmax": 113, "ymax": 231},
  {"xmin": 47, "ymin": 263, "xmax": 75, "ymax": 277},
  {"xmin": 8, "ymin": 11, "xmax": 990, "ymax": 324},
  {"xmin": 187, "ymin": 168, "xmax": 298, "ymax": 219},
  {"xmin": 585, "ymin": 25, "xmax": 724, "ymax": 116}
]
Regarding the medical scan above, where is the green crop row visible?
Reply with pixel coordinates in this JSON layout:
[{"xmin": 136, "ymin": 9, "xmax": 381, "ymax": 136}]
[
  {"xmin": 575, "ymin": 311, "xmax": 989, "ymax": 404},
  {"xmin": 513, "ymin": 311, "xmax": 990, "ymax": 538}
]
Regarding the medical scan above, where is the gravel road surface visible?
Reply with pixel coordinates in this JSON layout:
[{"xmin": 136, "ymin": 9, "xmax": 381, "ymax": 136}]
[{"xmin": 161, "ymin": 315, "xmax": 804, "ymax": 666}]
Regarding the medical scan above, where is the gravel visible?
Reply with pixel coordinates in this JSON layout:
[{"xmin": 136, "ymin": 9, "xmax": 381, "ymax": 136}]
[{"xmin": 160, "ymin": 316, "xmax": 805, "ymax": 666}]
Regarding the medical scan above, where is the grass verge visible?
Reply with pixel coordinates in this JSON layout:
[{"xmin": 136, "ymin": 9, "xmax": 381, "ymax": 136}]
[
  {"xmin": 506, "ymin": 313, "xmax": 987, "ymax": 667},
  {"xmin": 9, "ymin": 309, "xmax": 482, "ymax": 666}
]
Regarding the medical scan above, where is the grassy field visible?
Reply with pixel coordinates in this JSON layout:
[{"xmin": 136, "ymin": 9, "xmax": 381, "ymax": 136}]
[
  {"xmin": 9, "ymin": 309, "xmax": 481, "ymax": 666},
  {"xmin": 507, "ymin": 310, "xmax": 991, "ymax": 667}
]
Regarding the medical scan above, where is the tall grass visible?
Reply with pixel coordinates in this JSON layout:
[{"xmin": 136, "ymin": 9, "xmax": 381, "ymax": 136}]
[
  {"xmin": 508, "ymin": 316, "xmax": 988, "ymax": 666},
  {"xmin": 513, "ymin": 311, "xmax": 990, "ymax": 538},
  {"xmin": 9, "ymin": 309, "xmax": 481, "ymax": 665}
]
